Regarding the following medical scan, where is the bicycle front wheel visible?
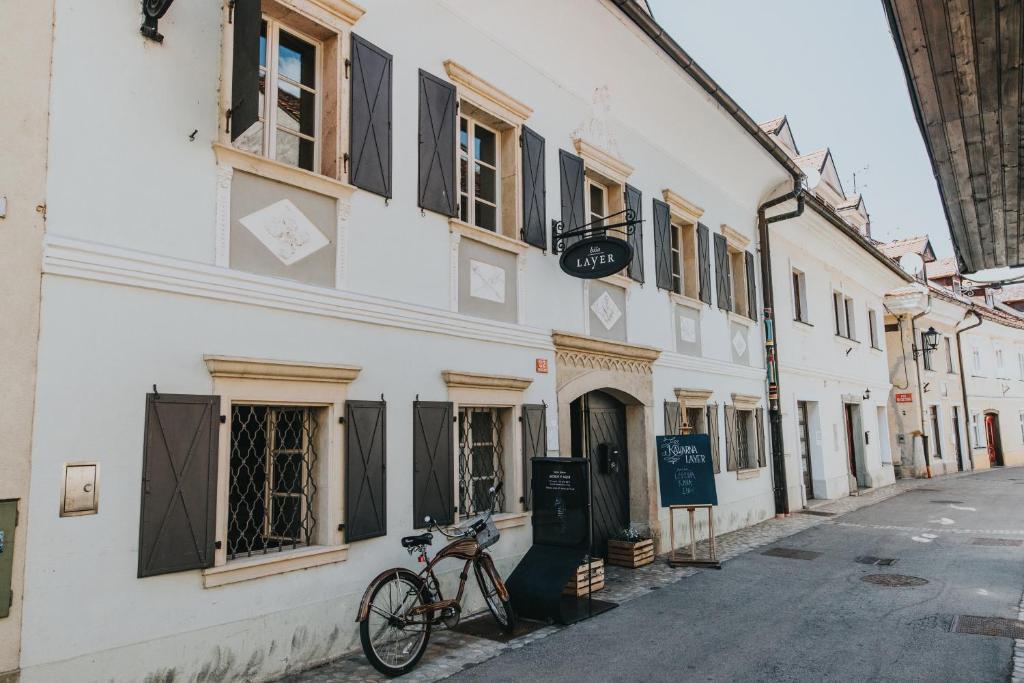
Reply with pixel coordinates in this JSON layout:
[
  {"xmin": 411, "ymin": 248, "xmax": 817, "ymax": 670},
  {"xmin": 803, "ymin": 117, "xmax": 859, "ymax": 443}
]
[
  {"xmin": 474, "ymin": 557, "xmax": 515, "ymax": 634},
  {"xmin": 360, "ymin": 569, "xmax": 432, "ymax": 677}
]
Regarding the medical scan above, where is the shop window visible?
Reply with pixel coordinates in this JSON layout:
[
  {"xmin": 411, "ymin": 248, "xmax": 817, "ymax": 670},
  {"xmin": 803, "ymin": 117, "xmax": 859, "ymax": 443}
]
[
  {"xmin": 228, "ymin": 405, "xmax": 322, "ymax": 559},
  {"xmin": 458, "ymin": 115, "xmax": 501, "ymax": 232},
  {"xmin": 793, "ymin": 269, "xmax": 809, "ymax": 323},
  {"xmin": 458, "ymin": 407, "xmax": 510, "ymax": 516}
]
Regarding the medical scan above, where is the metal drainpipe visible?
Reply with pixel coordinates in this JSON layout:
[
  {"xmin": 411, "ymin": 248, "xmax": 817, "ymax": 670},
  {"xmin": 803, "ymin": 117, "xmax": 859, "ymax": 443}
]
[
  {"xmin": 955, "ymin": 307, "xmax": 983, "ymax": 471},
  {"xmin": 757, "ymin": 179, "xmax": 805, "ymax": 516},
  {"xmin": 910, "ymin": 300, "xmax": 931, "ymax": 477}
]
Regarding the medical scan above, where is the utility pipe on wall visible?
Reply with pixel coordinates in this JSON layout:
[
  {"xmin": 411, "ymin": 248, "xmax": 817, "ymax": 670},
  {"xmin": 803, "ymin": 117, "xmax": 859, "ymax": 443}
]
[
  {"xmin": 955, "ymin": 307, "xmax": 983, "ymax": 471},
  {"xmin": 910, "ymin": 300, "xmax": 932, "ymax": 477},
  {"xmin": 757, "ymin": 179, "xmax": 805, "ymax": 516}
]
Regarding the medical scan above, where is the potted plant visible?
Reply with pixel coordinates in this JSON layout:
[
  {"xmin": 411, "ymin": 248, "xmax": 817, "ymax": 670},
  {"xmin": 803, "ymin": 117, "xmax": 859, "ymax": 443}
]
[{"xmin": 606, "ymin": 527, "xmax": 655, "ymax": 568}]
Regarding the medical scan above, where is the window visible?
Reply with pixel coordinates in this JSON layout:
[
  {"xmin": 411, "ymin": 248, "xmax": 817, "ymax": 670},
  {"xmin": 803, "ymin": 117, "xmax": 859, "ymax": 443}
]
[
  {"xmin": 235, "ymin": 19, "xmax": 321, "ymax": 172},
  {"xmin": 458, "ymin": 407, "xmax": 508, "ymax": 516},
  {"xmin": 735, "ymin": 409, "xmax": 758, "ymax": 470},
  {"xmin": 670, "ymin": 221, "xmax": 698, "ymax": 297},
  {"xmin": 844, "ymin": 298, "xmax": 856, "ymax": 340},
  {"xmin": 922, "ymin": 331, "xmax": 934, "ymax": 371},
  {"xmin": 868, "ymin": 309, "xmax": 879, "ymax": 348},
  {"xmin": 728, "ymin": 247, "xmax": 749, "ymax": 317},
  {"xmin": 946, "ymin": 338, "xmax": 955, "ymax": 373},
  {"xmin": 928, "ymin": 405, "xmax": 942, "ymax": 458},
  {"xmin": 995, "ymin": 346, "xmax": 1005, "ymax": 377},
  {"xmin": 587, "ymin": 178, "xmax": 607, "ymax": 230},
  {"xmin": 1019, "ymin": 411, "xmax": 1024, "ymax": 443},
  {"xmin": 228, "ymin": 405, "xmax": 321, "ymax": 559},
  {"xmin": 458, "ymin": 116, "xmax": 500, "ymax": 231},
  {"xmin": 793, "ymin": 270, "xmax": 809, "ymax": 322},
  {"xmin": 972, "ymin": 346, "xmax": 983, "ymax": 375},
  {"xmin": 833, "ymin": 292, "xmax": 845, "ymax": 336},
  {"xmin": 1018, "ymin": 352, "xmax": 1024, "ymax": 380},
  {"xmin": 971, "ymin": 412, "xmax": 985, "ymax": 447},
  {"xmin": 683, "ymin": 407, "xmax": 705, "ymax": 434}
]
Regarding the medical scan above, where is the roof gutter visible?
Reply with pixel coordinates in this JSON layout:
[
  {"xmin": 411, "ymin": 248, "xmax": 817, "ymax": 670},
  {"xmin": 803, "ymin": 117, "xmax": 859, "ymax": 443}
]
[{"xmin": 611, "ymin": 0, "xmax": 804, "ymax": 180}]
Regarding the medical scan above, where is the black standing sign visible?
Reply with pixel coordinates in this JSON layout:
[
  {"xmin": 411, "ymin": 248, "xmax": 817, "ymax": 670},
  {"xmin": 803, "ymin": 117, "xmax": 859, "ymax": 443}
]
[
  {"xmin": 656, "ymin": 434, "xmax": 718, "ymax": 507},
  {"xmin": 530, "ymin": 458, "xmax": 591, "ymax": 550}
]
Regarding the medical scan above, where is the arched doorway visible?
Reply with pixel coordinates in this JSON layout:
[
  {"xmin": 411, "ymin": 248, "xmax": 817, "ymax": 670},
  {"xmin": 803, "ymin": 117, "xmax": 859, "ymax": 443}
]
[
  {"xmin": 984, "ymin": 412, "xmax": 1004, "ymax": 466},
  {"xmin": 570, "ymin": 390, "xmax": 629, "ymax": 556}
]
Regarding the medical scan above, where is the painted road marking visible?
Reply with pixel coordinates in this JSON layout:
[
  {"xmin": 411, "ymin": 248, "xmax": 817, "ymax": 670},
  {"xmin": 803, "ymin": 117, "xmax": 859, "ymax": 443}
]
[{"xmin": 950, "ymin": 504, "xmax": 977, "ymax": 512}]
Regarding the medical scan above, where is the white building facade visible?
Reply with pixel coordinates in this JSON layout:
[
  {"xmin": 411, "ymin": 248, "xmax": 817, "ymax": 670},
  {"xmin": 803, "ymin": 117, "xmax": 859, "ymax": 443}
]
[{"xmin": 14, "ymin": 1, "xmax": 801, "ymax": 680}]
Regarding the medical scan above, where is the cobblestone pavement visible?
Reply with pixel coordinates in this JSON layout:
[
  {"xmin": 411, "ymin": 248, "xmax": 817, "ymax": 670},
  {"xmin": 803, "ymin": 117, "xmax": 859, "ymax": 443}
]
[{"xmin": 282, "ymin": 471, "xmax": 986, "ymax": 683}]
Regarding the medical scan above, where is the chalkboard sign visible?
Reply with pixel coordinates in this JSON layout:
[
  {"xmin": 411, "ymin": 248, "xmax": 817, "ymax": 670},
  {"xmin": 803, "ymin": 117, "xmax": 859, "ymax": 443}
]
[
  {"xmin": 656, "ymin": 434, "xmax": 718, "ymax": 506},
  {"xmin": 530, "ymin": 458, "xmax": 591, "ymax": 550}
]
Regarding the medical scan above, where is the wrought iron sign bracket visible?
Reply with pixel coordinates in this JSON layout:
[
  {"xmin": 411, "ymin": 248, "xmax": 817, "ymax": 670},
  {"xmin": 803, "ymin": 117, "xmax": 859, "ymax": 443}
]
[
  {"xmin": 141, "ymin": 0, "xmax": 176, "ymax": 43},
  {"xmin": 550, "ymin": 208, "xmax": 639, "ymax": 255}
]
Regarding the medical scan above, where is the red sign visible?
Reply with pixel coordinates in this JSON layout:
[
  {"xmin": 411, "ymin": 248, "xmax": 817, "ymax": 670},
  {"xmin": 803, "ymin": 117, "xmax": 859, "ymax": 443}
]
[
  {"xmin": 535, "ymin": 358, "xmax": 549, "ymax": 374},
  {"xmin": 895, "ymin": 392, "xmax": 913, "ymax": 403}
]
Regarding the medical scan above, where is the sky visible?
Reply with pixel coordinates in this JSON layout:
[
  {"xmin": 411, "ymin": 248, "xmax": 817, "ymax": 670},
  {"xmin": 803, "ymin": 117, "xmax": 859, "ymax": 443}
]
[{"xmin": 648, "ymin": 0, "xmax": 953, "ymax": 258}]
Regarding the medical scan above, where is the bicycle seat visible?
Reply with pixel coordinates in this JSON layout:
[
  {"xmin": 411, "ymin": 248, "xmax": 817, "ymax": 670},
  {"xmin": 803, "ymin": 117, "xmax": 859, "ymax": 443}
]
[{"xmin": 401, "ymin": 533, "xmax": 433, "ymax": 548}]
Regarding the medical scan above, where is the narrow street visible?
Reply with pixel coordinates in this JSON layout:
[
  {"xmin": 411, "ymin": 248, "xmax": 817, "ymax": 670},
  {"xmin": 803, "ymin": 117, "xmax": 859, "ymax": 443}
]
[{"xmin": 451, "ymin": 468, "xmax": 1024, "ymax": 682}]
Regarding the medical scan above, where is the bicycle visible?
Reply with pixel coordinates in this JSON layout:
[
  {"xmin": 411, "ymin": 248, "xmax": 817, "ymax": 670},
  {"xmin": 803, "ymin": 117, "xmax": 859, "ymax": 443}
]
[{"xmin": 355, "ymin": 483, "xmax": 516, "ymax": 677}]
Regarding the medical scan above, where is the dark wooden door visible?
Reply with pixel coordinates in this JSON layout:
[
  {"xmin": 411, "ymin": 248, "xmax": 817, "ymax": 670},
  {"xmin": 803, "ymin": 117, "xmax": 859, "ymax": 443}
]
[
  {"xmin": 797, "ymin": 401, "xmax": 813, "ymax": 499},
  {"xmin": 570, "ymin": 390, "xmax": 629, "ymax": 556},
  {"xmin": 844, "ymin": 403, "xmax": 858, "ymax": 482},
  {"xmin": 985, "ymin": 414, "xmax": 1003, "ymax": 466}
]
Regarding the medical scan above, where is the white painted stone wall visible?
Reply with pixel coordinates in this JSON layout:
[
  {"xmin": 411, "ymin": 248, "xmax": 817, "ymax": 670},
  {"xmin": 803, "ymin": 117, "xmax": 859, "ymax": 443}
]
[{"xmin": 22, "ymin": 0, "xmax": 792, "ymax": 681}]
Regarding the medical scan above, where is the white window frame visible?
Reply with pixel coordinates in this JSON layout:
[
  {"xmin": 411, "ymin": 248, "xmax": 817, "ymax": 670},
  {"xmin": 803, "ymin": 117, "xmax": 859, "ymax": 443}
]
[
  {"xmin": 253, "ymin": 17, "xmax": 323, "ymax": 172},
  {"xmin": 458, "ymin": 115, "xmax": 501, "ymax": 233},
  {"xmin": 868, "ymin": 309, "xmax": 879, "ymax": 348},
  {"xmin": 586, "ymin": 177, "xmax": 608, "ymax": 231},
  {"xmin": 793, "ymin": 269, "xmax": 809, "ymax": 323}
]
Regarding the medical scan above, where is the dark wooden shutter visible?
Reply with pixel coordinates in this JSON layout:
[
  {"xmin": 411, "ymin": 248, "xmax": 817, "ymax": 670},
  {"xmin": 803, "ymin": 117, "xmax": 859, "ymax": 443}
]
[
  {"xmin": 520, "ymin": 126, "xmax": 546, "ymax": 249},
  {"xmin": 697, "ymin": 222, "xmax": 712, "ymax": 305},
  {"xmin": 413, "ymin": 401, "xmax": 454, "ymax": 528},
  {"xmin": 664, "ymin": 401, "xmax": 682, "ymax": 435},
  {"xmin": 715, "ymin": 232, "xmax": 731, "ymax": 311},
  {"xmin": 724, "ymin": 404, "xmax": 738, "ymax": 472},
  {"xmin": 745, "ymin": 251, "xmax": 758, "ymax": 321},
  {"xmin": 559, "ymin": 149, "xmax": 585, "ymax": 246},
  {"xmin": 349, "ymin": 35, "xmax": 392, "ymax": 199},
  {"xmin": 345, "ymin": 400, "xmax": 387, "ymax": 541},
  {"xmin": 138, "ymin": 394, "xmax": 219, "ymax": 578},
  {"xmin": 653, "ymin": 198, "xmax": 673, "ymax": 291},
  {"xmin": 624, "ymin": 184, "xmax": 644, "ymax": 282},
  {"xmin": 229, "ymin": 0, "xmax": 262, "ymax": 141},
  {"xmin": 521, "ymin": 404, "xmax": 547, "ymax": 510},
  {"xmin": 417, "ymin": 70, "xmax": 457, "ymax": 216},
  {"xmin": 707, "ymin": 403, "xmax": 721, "ymax": 473},
  {"xmin": 756, "ymin": 408, "xmax": 766, "ymax": 468}
]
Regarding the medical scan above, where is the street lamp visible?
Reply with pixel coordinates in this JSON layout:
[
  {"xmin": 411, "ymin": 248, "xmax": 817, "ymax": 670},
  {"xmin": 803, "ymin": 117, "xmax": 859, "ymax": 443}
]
[{"xmin": 912, "ymin": 326, "xmax": 940, "ymax": 360}]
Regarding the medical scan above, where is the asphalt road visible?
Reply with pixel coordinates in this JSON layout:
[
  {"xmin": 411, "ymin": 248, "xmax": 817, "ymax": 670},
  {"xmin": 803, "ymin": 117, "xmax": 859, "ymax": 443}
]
[{"xmin": 450, "ymin": 468, "xmax": 1024, "ymax": 682}]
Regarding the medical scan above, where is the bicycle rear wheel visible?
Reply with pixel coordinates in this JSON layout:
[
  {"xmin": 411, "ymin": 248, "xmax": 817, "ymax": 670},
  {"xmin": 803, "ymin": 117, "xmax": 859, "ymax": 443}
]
[
  {"xmin": 474, "ymin": 558, "xmax": 515, "ymax": 634},
  {"xmin": 360, "ymin": 569, "xmax": 432, "ymax": 676}
]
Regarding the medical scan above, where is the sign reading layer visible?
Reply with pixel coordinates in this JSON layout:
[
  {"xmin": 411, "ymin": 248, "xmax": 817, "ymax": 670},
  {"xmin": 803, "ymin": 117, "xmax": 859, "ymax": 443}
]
[
  {"xmin": 559, "ymin": 236, "xmax": 633, "ymax": 279},
  {"xmin": 656, "ymin": 434, "xmax": 718, "ymax": 507}
]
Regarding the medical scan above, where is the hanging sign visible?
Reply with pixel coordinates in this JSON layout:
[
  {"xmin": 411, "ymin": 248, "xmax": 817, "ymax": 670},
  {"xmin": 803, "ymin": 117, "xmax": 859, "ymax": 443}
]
[
  {"xmin": 559, "ymin": 236, "xmax": 633, "ymax": 279},
  {"xmin": 656, "ymin": 434, "xmax": 718, "ymax": 506}
]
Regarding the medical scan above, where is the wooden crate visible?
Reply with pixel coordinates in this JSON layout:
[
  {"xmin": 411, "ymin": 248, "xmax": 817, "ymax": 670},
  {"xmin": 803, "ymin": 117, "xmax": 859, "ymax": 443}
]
[
  {"xmin": 606, "ymin": 538, "xmax": 655, "ymax": 568},
  {"xmin": 563, "ymin": 559, "xmax": 605, "ymax": 596}
]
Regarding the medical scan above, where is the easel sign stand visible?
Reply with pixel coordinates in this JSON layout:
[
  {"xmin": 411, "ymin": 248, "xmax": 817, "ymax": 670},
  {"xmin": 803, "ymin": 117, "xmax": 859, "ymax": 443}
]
[
  {"xmin": 656, "ymin": 434, "xmax": 722, "ymax": 570},
  {"xmin": 667, "ymin": 504, "xmax": 721, "ymax": 569}
]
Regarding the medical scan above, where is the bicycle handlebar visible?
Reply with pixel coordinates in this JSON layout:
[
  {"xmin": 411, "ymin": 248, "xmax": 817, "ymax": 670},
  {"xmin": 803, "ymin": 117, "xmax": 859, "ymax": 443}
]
[{"xmin": 424, "ymin": 482, "xmax": 503, "ymax": 539}]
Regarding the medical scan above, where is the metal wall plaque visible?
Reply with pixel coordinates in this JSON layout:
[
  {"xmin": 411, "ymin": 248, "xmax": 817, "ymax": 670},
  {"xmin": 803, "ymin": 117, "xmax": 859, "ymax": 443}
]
[
  {"xmin": 559, "ymin": 236, "xmax": 633, "ymax": 279},
  {"xmin": 61, "ymin": 462, "xmax": 99, "ymax": 517}
]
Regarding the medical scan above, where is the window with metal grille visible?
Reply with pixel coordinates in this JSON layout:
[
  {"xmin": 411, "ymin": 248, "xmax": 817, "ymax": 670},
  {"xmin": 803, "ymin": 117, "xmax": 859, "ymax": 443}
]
[
  {"xmin": 683, "ymin": 407, "xmax": 705, "ymax": 434},
  {"xmin": 458, "ymin": 407, "xmax": 507, "ymax": 516},
  {"xmin": 228, "ymin": 405, "xmax": 320, "ymax": 559},
  {"xmin": 736, "ymin": 409, "xmax": 757, "ymax": 470}
]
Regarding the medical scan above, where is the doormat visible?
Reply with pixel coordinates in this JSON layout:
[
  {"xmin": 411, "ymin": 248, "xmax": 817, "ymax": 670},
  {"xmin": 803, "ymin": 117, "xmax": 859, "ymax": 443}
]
[
  {"xmin": 450, "ymin": 615, "xmax": 548, "ymax": 643},
  {"xmin": 972, "ymin": 538, "xmax": 1023, "ymax": 547},
  {"xmin": 951, "ymin": 615, "xmax": 1024, "ymax": 639},
  {"xmin": 797, "ymin": 510, "xmax": 835, "ymax": 517},
  {"xmin": 761, "ymin": 547, "xmax": 821, "ymax": 561}
]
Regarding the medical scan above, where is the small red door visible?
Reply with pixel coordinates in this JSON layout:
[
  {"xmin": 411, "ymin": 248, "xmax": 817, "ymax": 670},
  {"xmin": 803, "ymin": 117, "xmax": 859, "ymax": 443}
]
[{"xmin": 984, "ymin": 414, "xmax": 1001, "ymax": 466}]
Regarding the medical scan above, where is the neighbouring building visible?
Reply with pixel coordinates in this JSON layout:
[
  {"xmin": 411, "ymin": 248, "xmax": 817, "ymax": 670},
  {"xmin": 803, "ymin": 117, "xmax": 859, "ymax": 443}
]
[
  {"xmin": 761, "ymin": 116, "xmax": 907, "ymax": 506},
  {"xmin": 0, "ymin": 2, "xmax": 54, "ymax": 680},
  {"xmin": 10, "ymin": 1, "xmax": 807, "ymax": 680}
]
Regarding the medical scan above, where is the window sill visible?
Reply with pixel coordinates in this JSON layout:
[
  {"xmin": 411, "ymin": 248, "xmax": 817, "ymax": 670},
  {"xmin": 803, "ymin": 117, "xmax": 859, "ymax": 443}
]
[
  {"xmin": 670, "ymin": 292, "xmax": 704, "ymax": 311},
  {"xmin": 213, "ymin": 143, "xmax": 356, "ymax": 200},
  {"xmin": 870, "ymin": 345, "xmax": 884, "ymax": 352},
  {"xmin": 736, "ymin": 468, "xmax": 760, "ymax": 480},
  {"xmin": 493, "ymin": 511, "xmax": 530, "ymax": 530},
  {"xmin": 203, "ymin": 544, "xmax": 349, "ymax": 588},
  {"xmin": 835, "ymin": 335, "xmax": 859, "ymax": 345},
  {"xmin": 793, "ymin": 318, "xmax": 813, "ymax": 328},
  {"xmin": 449, "ymin": 218, "xmax": 529, "ymax": 255},
  {"xmin": 728, "ymin": 312, "xmax": 756, "ymax": 328}
]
